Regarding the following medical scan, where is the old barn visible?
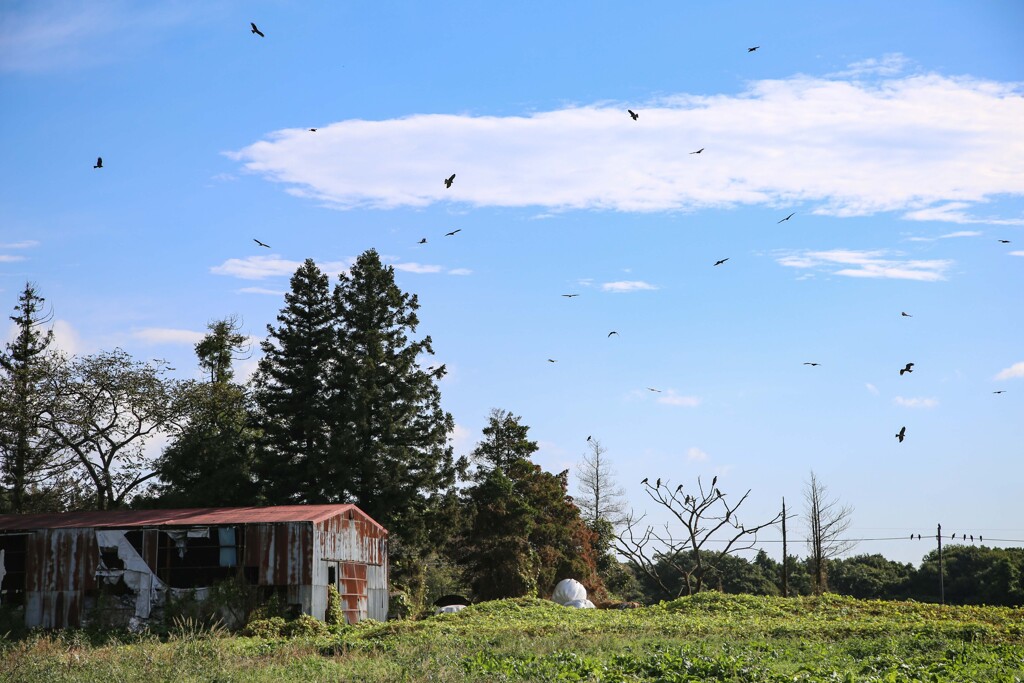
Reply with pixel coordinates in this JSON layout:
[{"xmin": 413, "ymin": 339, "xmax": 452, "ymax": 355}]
[{"xmin": 0, "ymin": 504, "xmax": 388, "ymax": 629}]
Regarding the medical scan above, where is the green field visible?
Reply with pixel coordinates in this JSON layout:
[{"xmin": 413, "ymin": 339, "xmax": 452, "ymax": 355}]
[{"xmin": 2, "ymin": 593, "xmax": 1023, "ymax": 682}]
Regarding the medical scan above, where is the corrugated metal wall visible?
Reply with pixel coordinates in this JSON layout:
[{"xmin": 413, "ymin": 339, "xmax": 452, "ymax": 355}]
[{"xmin": 312, "ymin": 512, "xmax": 388, "ymax": 623}]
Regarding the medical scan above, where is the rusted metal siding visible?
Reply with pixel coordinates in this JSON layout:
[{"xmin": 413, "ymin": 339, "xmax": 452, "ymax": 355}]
[
  {"xmin": 243, "ymin": 522, "xmax": 312, "ymax": 587},
  {"xmin": 311, "ymin": 508, "xmax": 388, "ymax": 623},
  {"xmin": 24, "ymin": 529, "xmax": 99, "ymax": 629}
]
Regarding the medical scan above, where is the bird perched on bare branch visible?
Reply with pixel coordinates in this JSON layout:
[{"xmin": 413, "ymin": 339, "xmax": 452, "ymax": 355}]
[
  {"xmin": 641, "ymin": 477, "xmax": 649, "ymax": 485},
  {"xmin": 896, "ymin": 426, "xmax": 906, "ymax": 443},
  {"xmin": 444, "ymin": 173, "xmax": 456, "ymax": 188},
  {"xmin": 250, "ymin": 22, "xmax": 265, "ymax": 37},
  {"xmin": 628, "ymin": 109, "xmax": 638, "ymax": 121},
  {"xmin": 900, "ymin": 363, "xmax": 914, "ymax": 376},
  {"xmin": 714, "ymin": 258, "xmax": 729, "ymax": 266},
  {"xmin": 93, "ymin": 157, "xmax": 103, "ymax": 169},
  {"xmin": 656, "ymin": 478, "xmax": 661, "ymax": 488},
  {"xmin": 586, "ymin": 435, "xmax": 592, "ymax": 442},
  {"xmin": 253, "ymin": 239, "xmax": 271, "ymax": 248},
  {"xmin": 712, "ymin": 475, "xmax": 718, "ymax": 487},
  {"xmin": 675, "ymin": 484, "xmax": 683, "ymax": 493}
]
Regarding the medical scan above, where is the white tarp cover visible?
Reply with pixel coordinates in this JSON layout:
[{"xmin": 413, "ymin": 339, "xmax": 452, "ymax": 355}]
[
  {"xmin": 551, "ymin": 578, "xmax": 587, "ymax": 606},
  {"xmin": 435, "ymin": 604, "xmax": 467, "ymax": 614},
  {"xmin": 565, "ymin": 599, "xmax": 596, "ymax": 609}
]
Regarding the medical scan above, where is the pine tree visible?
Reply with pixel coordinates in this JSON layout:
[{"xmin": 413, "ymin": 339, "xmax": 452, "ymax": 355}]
[
  {"xmin": 0, "ymin": 283, "xmax": 63, "ymax": 513},
  {"xmin": 253, "ymin": 259, "xmax": 336, "ymax": 504}
]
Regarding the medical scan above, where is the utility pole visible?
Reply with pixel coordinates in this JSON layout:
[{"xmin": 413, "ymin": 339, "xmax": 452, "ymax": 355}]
[
  {"xmin": 781, "ymin": 497, "xmax": 789, "ymax": 598},
  {"xmin": 937, "ymin": 523, "xmax": 944, "ymax": 605}
]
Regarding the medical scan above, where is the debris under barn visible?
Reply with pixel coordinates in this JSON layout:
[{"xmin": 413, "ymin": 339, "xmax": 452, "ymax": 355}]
[{"xmin": 0, "ymin": 504, "xmax": 387, "ymax": 629}]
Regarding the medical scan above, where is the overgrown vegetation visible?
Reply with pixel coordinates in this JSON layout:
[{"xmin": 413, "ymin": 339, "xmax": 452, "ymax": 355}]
[{"xmin": 1, "ymin": 594, "xmax": 1022, "ymax": 682}]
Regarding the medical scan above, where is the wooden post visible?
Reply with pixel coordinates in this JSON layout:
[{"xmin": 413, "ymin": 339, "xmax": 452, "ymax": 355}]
[
  {"xmin": 937, "ymin": 523, "xmax": 944, "ymax": 605},
  {"xmin": 781, "ymin": 497, "xmax": 789, "ymax": 598}
]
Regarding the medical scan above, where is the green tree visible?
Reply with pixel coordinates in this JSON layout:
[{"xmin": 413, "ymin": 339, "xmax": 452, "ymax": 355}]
[
  {"xmin": 151, "ymin": 317, "xmax": 258, "ymax": 507},
  {"xmin": 253, "ymin": 259, "xmax": 336, "ymax": 504},
  {"xmin": 39, "ymin": 349, "xmax": 189, "ymax": 509},
  {"xmin": 0, "ymin": 283, "xmax": 66, "ymax": 512},
  {"xmin": 459, "ymin": 409, "xmax": 600, "ymax": 601},
  {"xmin": 828, "ymin": 553, "xmax": 914, "ymax": 600}
]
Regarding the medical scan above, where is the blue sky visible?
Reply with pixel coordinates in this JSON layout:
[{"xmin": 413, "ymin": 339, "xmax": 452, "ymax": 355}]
[{"xmin": 2, "ymin": 1, "xmax": 1022, "ymax": 568}]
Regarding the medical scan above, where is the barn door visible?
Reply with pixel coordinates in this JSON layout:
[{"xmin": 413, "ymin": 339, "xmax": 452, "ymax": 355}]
[{"xmin": 339, "ymin": 561, "xmax": 367, "ymax": 624}]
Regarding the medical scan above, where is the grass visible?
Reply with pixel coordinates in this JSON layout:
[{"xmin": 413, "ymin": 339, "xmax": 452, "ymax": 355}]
[{"xmin": 1, "ymin": 593, "xmax": 1022, "ymax": 681}]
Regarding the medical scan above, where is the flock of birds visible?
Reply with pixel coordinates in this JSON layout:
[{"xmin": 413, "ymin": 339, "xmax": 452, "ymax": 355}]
[{"xmin": 86, "ymin": 22, "xmax": 1012, "ymax": 462}]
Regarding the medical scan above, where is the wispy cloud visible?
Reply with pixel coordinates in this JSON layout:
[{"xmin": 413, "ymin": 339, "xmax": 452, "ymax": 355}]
[
  {"xmin": 392, "ymin": 262, "xmax": 444, "ymax": 274},
  {"xmin": 893, "ymin": 396, "xmax": 939, "ymax": 409},
  {"xmin": 132, "ymin": 328, "xmax": 205, "ymax": 346},
  {"xmin": 865, "ymin": 383, "xmax": 880, "ymax": 396},
  {"xmin": 1010, "ymin": 251, "xmax": 1024, "ymax": 257},
  {"xmin": 230, "ymin": 69, "xmax": 1024, "ymax": 220},
  {"xmin": 238, "ymin": 287, "xmax": 286, "ymax": 296},
  {"xmin": 657, "ymin": 390, "xmax": 701, "ymax": 408},
  {"xmin": 906, "ymin": 229, "xmax": 982, "ymax": 242},
  {"xmin": 903, "ymin": 202, "xmax": 1024, "ymax": 226},
  {"xmin": 0, "ymin": 240, "xmax": 39, "ymax": 249},
  {"xmin": 210, "ymin": 255, "xmax": 350, "ymax": 280},
  {"xmin": 0, "ymin": 255, "xmax": 25, "ymax": 263},
  {"xmin": 687, "ymin": 447, "xmax": 708, "ymax": 461},
  {"xmin": 829, "ymin": 53, "xmax": 912, "ymax": 78},
  {"xmin": 777, "ymin": 249, "xmax": 952, "ymax": 281},
  {"xmin": 602, "ymin": 280, "xmax": 658, "ymax": 293},
  {"xmin": 995, "ymin": 362, "xmax": 1024, "ymax": 381},
  {"xmin": 447, "ymin": 268, "xmax": 472, "ymax": 276}
]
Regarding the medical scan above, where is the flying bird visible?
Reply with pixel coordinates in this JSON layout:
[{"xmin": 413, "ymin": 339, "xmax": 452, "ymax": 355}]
[
  {"xmin": 418, "ymin": 238, "xmax": 427, "ymax": 244},
  {"xmin": 250, "ymin": 22, "xmax": 265, "ymax": 37},
  {"xmin": 647, "ymin": 387, "xmax": 662, "ymax": 393},
  {"xmin": 93, "ymin": 157, "xmax": 103, "ymax": 169},
  {"xmin": 253, "ymin": 238, "xmax": 271, "ymax": 248},
  {"xmin": 803, "ymin": 362, "xmax": 820, "ymax": 366},
  {"xmin": 998, "ymin": 239, "xmax": 1011, "ymax": 243},
  {"xmin": 900, "ymin": 363, "xmax": 914, "ymax": 376},
  {"xmin": 562, "ymin": 293, "xmax": 579, "ymax": 298},
  {"xmin": 690, "ymin": 148, "xmax": 704, "ymax": 154},
  {"xmin": 993, "ymin": 390, "xmax": 1006, "ymax": 394},
  {"xmin": 777, "ymin": 212, "xmax": 795, "ymax": 223},
  {"xmin": 896, "ymin": 426, "xmax": 906, "ymax": 443},
  {"xmin": 713, "ymin": 258, "xmax": 729, "ymax": 266},
  {"xmin": 444, "ymin": 173, "xmax": 456, "ymax": 188},
  {"xmin": 445, "ymin": 229, "xmax": 461, "ymax": 237},
  {"xmin": 901, "ymin": 312, "xmax": 912, "ymax": 317},
  {"xmin": 308, "ymin": 128, "xmax": 317, "ymax": 132},
  {"xmin": 748, "ymin": 46, "xmax": 759, "ymax": 52},
  {"xmin": 627, "ymin": 109, "xmax": 638, "ymax": 121},
  {"xmin": 608, "ymin": 331, "xmax": 619, "ymax": 337},
  {"xmin": 547, "ymin": 359, "xmax": 557, "ymax": 363}
]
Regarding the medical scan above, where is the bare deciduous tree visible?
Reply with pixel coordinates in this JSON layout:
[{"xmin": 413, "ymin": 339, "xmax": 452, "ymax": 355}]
[
  {"xmin": 803, "ymin": 470, "xmax": 855, "ymax": 594},
  {"xmin": 575, "ymin": 437, "xmax": 626, "ymax": 529},
  {"xmin": 616, "ymin": 477, "xmax": 783, "ymax": 598}
]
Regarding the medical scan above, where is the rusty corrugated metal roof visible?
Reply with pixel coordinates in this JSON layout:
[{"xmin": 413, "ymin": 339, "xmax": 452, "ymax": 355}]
[{"xmin": 0, "ymin": 504, "xmax": 387, "ymax": 532}]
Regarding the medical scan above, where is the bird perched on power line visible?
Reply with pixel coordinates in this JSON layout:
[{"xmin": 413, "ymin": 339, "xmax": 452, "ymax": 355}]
[
  {"xmin": 628, "ymin": 109, "xmax": 639, "ymax": 121},
  {"xmin": 901, "ymin": 311, "xmax": 912, "ymax": 317},
  {"xmin": 250, "ymin": 22, "xmax": 265, "ymax": 37},
  {"xmin": 748, "ymin": 46, "xmax": 760, "ymax": 52},
  {"xmin": 690, "ymin": 148, "xmax": 704, "ymax": 154},
  {"xmin": 910, "ymin": 534, "xmax": 914, "ymax": 540},
  {"xmin": 952, "ymin": 533, "xmax": 956, "ymax": 539},
  {"xmin": 778, "ymin": 212, "xmax": 795, "ymax": 223},
  {"xmin": 445, "ymin": 229, "xmax": 461, "ymax": 237},
  {"xmin": 900, "ymin": 363, "xmax": 914, "ymax": 376},
  {"xmin": 713, "ymin": 258, "xmax": 729, "ymax": 266},
  {"xmin": 971, "ymin": 535, "xmax": 974, "ymax": 541},
  {"xmin": 803, "ymin": 362, "xmax": 820, "ymax": 366},
  {"xmin": 979, "ymin": 535, "xmax": 983, "ymax": 542},
  {"xmin": 253, "ymin": 238, "xmax": 271, "ymax": 248},
  {"xmin": 444, "ymin": 173, "xmax": 456, "ymax": 188},
  {"xmin": 896, "ymin": 426, "xmax": 906, "ymax": 443},
  {"xmin": 917, "ymin": 534, "xmax": 921, "ymax": 540},
  {"xmin": 93, "ymin": 157, "xmax": 103, "ymax": 169}
]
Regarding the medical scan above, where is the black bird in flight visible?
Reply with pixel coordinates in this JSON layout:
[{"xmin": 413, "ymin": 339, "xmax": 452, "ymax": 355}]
[
  {"xmin": 803, "ymin": 362, "xmax": 820, "ymax": 366},
  {"xmin": 690, "ymin": 148, "xmax": 704, "ymax": 154},
  {"xmin": 608, "ymin": 331, "xmax": 619, "ymax": 337},
  {"xmin": 778, "ymin": 212, "xmax": 795, "ymax": 223},
  {"xmin": 562, "ymin": 293, "xmax": 579, "ymax": 298},
  {"xmin": 900, "ymin": 363, "xmax": 914, "ymax": 376},
  {"xmin": 444, "ymin": 173, "xmax": 456, "ymax": 188},
  {"xmin": 647, "ymin": 387, "xmax": 662, "ymax": 393},
  {"xmin": 253, "ymin": 238, "xmax": 271, "ymax": 248},
  {"xmin": 998, "ymin": 239, "xmax": 1011, "ymax": 243},
  {"xmin": 547, "ymin": 359, "xmax": 557, "ymax": 363},
  {"xmin": 308, "ymin": 128, "xmax": 317, "ymax": 132},
  {"xmin": 93, "ymin": 157, "xmax": 103, "ymax": 169},
  {"xmin": 748, "ymin": 46, "xmax": 760, "ymax": 52},
  {"xmin": 993, "ymin": 390, "xmax": 1006, "ymax": 394},
  {"xmin": 445, "ymin": 229, "xmax": 461, "ymax": 237},
  {"xmin": 641, "ymin": 477, "xmax": 649, "ymax": 485},
  {"xmin": 895, "ymin": 426, "xmax": 906, "ymax": 443},
  {"xmin": 250, "ymin": 22, "xmax": 265, "ymax": 37},
  {"xmin": 713, "ymin": 258, "xmax": 729, "ymax": 266},
  {"xmin": 628, "ymin": 109, "xmax": 639, "ymax": 121},
  {"xmin": 901, "ymin": 311, "xmax": 912, "ymax": 317},
  {"xmin": 418, "ymin": 238, "xmax": 427, "ymax": 244}
]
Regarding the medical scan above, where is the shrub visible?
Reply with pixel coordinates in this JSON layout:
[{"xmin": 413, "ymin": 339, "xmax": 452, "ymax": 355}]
[
  {"xmin": 281, "ymin": 614, "xmax": 328, "ymax": 638},
  {"xmin": 242, "ymin": 616, "xmax": 286, "ymax": 639},
  {"xmin": 325, "ymin": 584, "xmax": 344, "ymax": 626}
]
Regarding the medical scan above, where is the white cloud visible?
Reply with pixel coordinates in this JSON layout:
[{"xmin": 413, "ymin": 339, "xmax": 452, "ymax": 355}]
[
  {"xmin": 657, "ymin": 390, "xmax": 701, "ymax": 408},
  {"xmin": 906, "ymin": 229, "xmax": 983, "ymax": 242},
  {"xmin": 995, "ymin": 362, "xmax": 1024, "ymax": 380},
  {"xmin": 238, "ymin": 287, "xmax": 286, "ymax": 296},
  {"xmin": 687, "ymin": 447, "xmax": 708, "ymax": 461},
  {"xmin": 893, "ymin": 396, "xmax": 939, "ymax": 408},
  {"xmin": 601, "ymin": 280, "xmax": 658, "ymax": 293},
  {"xmin": 0, "ymin": 240, "xmax": 39, "ymax": 249},
  {"xmin": 830, "ymin": 53, "xmax": 912, "ymax": 78},
  {"xmin": 447, "ymin": 268, "xmax": 472, "ymax": 276},
  {"xmin": 210, "ymin": 255, "xmax": 350, "ymax": 280},
  {"xmin": 777, "ymin": 249, "xmax": 952, "ymax": 281},
  {"xmin": 450, "ymin": 424, "xmax": 474, "ymax": 457},
  {"xmin": 392, "ymin": 262, "xmax": 444, "ymax": 274},
  {"xmin": 0, "ymin": 255, "xmax": 25, "ymax": 263},
  {"xmin": 865, "ymin": 383, "xmax": 880, "ymax": 395},
  {"xmin": 1010, "ymin": 251, "xmax": 1024, "ymax": 257},
  {"xmin": 903, "ymin": 202, "xmax": 1024, "ymax": 226},
  {"xmin": 230, "ymin": 70, "xmax": 1024, "ymax": 220},
  {"xmin": 132, "ymin": 328, "xmax": 205, "ymax": 346},
  {"xmin": 49, "ymin": 320, "xmax": 81, "ymax": 356}
]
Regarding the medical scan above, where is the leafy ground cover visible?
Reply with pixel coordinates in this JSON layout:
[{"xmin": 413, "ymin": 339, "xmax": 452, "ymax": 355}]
[{"xmin": 1, "ymin": 593, "xmax": 1022, "ymax": 682}]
